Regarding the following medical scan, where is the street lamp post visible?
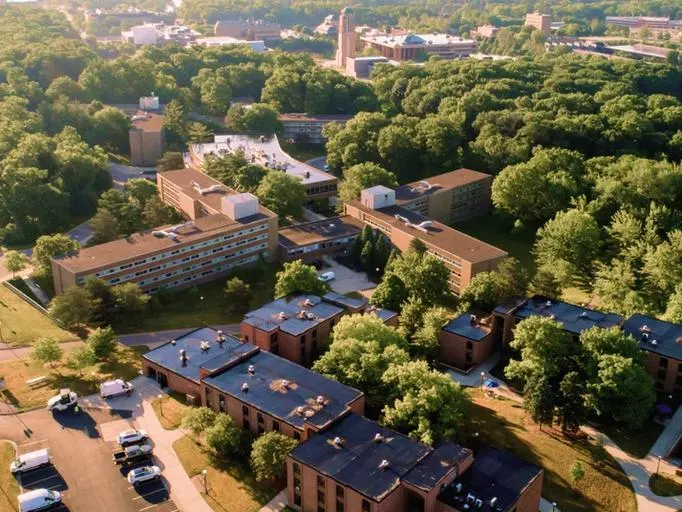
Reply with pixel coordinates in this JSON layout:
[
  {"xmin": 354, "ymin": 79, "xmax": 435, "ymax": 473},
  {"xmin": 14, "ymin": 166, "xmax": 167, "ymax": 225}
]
[
  {"xmin": 480, "ymin": 371, "xmax": 485, "ymax": 393},
  {"xmin": 158, "ymin": 394, "xmax": 164, "ymax": 417},
  {"xmin": 656, "ymin": 455, "xmax": 661, "ymax": 476},
  {"xmin": 202, "ymin": 469, "xmax": 208, "ymax": 494},
  {"xmin": 551, "ymin": 501, "xmax": 557, "ymax": 512}
]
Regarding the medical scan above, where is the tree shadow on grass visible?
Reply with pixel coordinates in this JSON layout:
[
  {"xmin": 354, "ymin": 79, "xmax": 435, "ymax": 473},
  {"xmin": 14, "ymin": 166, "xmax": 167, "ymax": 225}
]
[{"xmin": 207, "ymin": 451, "xmax": 278, "ymax": 505}]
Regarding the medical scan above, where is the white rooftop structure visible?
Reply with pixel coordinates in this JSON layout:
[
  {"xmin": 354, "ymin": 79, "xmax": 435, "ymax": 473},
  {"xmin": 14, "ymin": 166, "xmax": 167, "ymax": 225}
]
[
  {"xmin": 194, "ymin": 37, "xmax": 265, "ymax": 51},
  {"xmin": 361, "ymin": 33, "xmax": 474, "ymax": 47},
  {"xmin": 191, "ymin": 134, "xmax": 336, "ymax": 186}
]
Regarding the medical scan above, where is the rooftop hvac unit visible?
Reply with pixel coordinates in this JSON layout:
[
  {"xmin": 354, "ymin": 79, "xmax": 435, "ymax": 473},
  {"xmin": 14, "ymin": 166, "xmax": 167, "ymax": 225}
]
[
  {"xmin": 545, "ymin": 300, "xmax": 552, "ymax": 307},
  {"xmin": 277, "ymin": 312, "xmax": 289, "ymax": 320},
  {"xmin": 580, "ymin": 311, "xmax": 589, "ymax": 318},
  {"xmin": 455, "ymin": 483, "xmax": 463, "ymax": 493},
  {"xmin": 373, "ymin": 433, "xmax": 384, "ymax": 443},
  {"xmin": 333, "ymin": 436, "xmax": 343, "ymax": 447},
  {"xmin": 248, "ymin": 365, "xmax": 255, "ymax": 375},
  {"xmin": 316, "ymin": 396, "xmax": 325, "ymax": 405},
  {"xmin": 191, "ymin": 181, "xmax": 224, "ymax": 195},
  {"xmin": 378, "ymin": 459, "xmax": 390, "ymax": 470},
  {"xmin": 282, "ymin": 379, "xmax": 290, "ymax": 389},
  {"xmin": 652, "ymin": 339, "xmax": 658, "ymax": 346},
  {"xmin": 303, "ymin": 298, "xmax": 314, "ymax": 307},
  {"xmin": 241, "ymin": 383, "xmax": 249, "ymax": 392},
  {"xmin": 489, "ymin": 497, "xmax": 498, "ymax": 507},
  {"xmin": 171, "ymin": 339, "xmax": 176, "ymax": 345},
  {"xmin": 296, "ymin": 406, "xmax": 305, "ymax": 415},
  {"xmin": 640, "ymin": 324, "xmax": 652, "ymax": 333}
]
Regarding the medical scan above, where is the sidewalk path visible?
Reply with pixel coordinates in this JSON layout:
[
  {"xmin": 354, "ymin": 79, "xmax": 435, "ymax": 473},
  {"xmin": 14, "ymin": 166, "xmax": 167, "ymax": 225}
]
[
  {"xmin": 650, "ymin": 406, "xmax": 682, "ymax": 459},
  {"xmin": 0, "ymin": 340, "xmax": 84, "ymax": 362},
  {"xmin": 583, "ymin": 425, "xmax": 682, "ymax": 512},
  {"xmin": 445, "ymin": 353, "xmax": 502, "ymax": 388},
  {"xmin": 259, "ymin": 490, "xmax": 288, "ymax": 512}
]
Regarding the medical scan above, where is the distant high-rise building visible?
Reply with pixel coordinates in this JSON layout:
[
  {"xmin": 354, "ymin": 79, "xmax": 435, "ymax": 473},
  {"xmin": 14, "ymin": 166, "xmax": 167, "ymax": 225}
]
[
  {"xmin": 335, "ymin": 7, "xmax": 356, "ymax": 68},
  {"xmin": 525, "ymin": 12, "xmax": 552, "ymax": 35}
]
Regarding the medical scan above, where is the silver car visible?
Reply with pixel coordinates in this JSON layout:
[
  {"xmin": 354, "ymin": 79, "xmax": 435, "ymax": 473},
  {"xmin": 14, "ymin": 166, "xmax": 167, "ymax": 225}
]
[{"xmin": 127, "ymin": 465, "xmax": 161, "ymax": 486}]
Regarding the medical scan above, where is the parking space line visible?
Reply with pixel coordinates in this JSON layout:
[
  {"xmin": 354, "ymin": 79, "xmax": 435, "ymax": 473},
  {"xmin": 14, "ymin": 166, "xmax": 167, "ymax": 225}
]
[
  {"xmin": 22, "ymin": 474, "xmax": 60, "ymax": 486},
  {"xmin": 19, "ymin": 439, "xmax": 46, "ymax": 448},
  {"xmin": 138, "ymin": 505, "xmax": 159, "ymax": 512},
  {"xmin": 132, "ymin": 487, "xmax": 167, "ymax": 501}
]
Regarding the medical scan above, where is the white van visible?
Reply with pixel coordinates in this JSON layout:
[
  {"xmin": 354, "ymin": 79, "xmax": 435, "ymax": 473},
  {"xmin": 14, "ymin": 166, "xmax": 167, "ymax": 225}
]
[
  {"xmin": 17, "ymin": 489, "xmax": 61, "ymax": 512},
  {"xmin": 10, "ymin": 449, "xmax": 50, "ymax": 474},
  {"xmin": 100, "ymin": 379, "xmax": 134, "ymax": 398}
]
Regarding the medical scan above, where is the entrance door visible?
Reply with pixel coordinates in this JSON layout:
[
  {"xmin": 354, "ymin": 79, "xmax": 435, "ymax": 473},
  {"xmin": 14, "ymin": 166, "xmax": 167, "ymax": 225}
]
[{"xmin": 157, "ymin": 372, "xmax": 168, "ymax": 388}]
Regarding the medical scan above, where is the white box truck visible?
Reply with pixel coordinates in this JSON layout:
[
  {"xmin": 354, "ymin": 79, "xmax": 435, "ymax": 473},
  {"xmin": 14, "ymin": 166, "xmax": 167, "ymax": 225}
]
[
  {"xmin": 17, "ymin": 489, "xmax": 61, "ymax": 512},
  {"xmin": 10, "ymin": 449, "xmax": 50, "ymax": 474},
  {"xmin": 100, "ymin": 379, "xmax": 134, "ymax": 398}
]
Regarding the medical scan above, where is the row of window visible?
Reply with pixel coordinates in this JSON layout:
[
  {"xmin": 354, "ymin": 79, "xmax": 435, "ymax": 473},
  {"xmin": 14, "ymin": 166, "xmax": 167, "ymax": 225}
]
[
  {"xmin": 146, "ymin": 254, "xmax": 260, "ymax": 293},
  {"xmin": 135, "ymin": 243, "xmax": 267, "ymax": 287},
  {"xmin": 307, "ymin": 184, "xmax": 338, "ymax": 195},
  {"xmin": 292, "ymin": 463, "xmax": 370, "ymax": 512},
  {"xmin": 286, "ymin": 236, "xmax": 357, "ymax": 256},
  {"xmin": 87, "ymin": 223, "xmax": 268, "ymax": 279}
]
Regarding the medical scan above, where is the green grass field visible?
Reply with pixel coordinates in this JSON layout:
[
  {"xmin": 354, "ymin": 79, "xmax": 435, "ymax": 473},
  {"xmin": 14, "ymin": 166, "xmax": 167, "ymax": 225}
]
[
  {"xmin": 463, "ymin": 391, "xmax": 636, "ymax": 512},
  {"xmin": 0, "ymin": 441, "xmax": 19, "ymax": 510},
  {"xmin": 0, "ymin": 344, "xmax": 147, "ymax": 410},
  {"xmin": 0, "ymin": 284, "xmax": 74, "ymax": 346},
  {"xmin": 173, "ymin": 436, "xmax": 278, "ymax": 512},
  {"xmin": 117, "ymin": 262, "xmax": 282, "ymax": 334},
  {"xmin": 152, "ymin": 391, "xmax": 190, "ymax": 430}
]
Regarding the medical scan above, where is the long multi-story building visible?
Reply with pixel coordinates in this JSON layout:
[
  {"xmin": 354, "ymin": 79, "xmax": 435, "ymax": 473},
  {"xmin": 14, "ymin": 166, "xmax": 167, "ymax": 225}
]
[
  {"xmin": 344, "ymin": 186, "xmax": 507, "ymax": 294},
  {"xmin": 394, "ymin": 169, "xmax": 493, "ymax": 225},
  {"xmin": 52, "ymin": 168, "xmax": 278, "ymax": 294},
  {"xmin": 360, "ymin": 33, "xmax": 477, "ymax": 61},
  {"xmin": 142, "ymin": 327, "xmax": 365, "ymax": 441},
  {"xmin": 188, "ymin": 135, "xmax": 338, "ymax": 201},
  {"xmin": 279, "ymin": 113, "xmax": 352, "ymax": 144},
  {"xmin": 214, "ymin": 19, "xmax": 281, "ymax": 41}
]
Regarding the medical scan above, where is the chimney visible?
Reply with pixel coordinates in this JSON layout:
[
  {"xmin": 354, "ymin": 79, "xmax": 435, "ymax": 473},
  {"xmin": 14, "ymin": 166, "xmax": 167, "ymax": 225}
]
[
  {"xmin": 248, "ymin": 365, "xmax": 255, "ymax": 375},
  {"xmin": 216, "ymin": 331, "xmax": 225, "ymax": 348},
  {"xmin": 242, "ymin": 383, "xmax": 249, "ymax": 392},
  {"xmin": 180, "ymin": 349, "xmax": 188, "ymax": 367},
  {"xmin": 378, "ymin": 459, "xmax": 390, "ymax": 470}
]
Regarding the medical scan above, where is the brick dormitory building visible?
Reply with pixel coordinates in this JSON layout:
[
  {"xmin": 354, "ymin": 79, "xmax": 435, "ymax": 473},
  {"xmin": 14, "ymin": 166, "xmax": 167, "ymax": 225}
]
[
  {"xmin": 440, "ymin": 294, "xmax": 682, "ymax": 400},
  {"xmin": 51, "ymin": 167, "xmax": 279, "ymax": 294},
  {"xmin": 141, "ymin": 325, "xmax": 544, "ymax": 512}
]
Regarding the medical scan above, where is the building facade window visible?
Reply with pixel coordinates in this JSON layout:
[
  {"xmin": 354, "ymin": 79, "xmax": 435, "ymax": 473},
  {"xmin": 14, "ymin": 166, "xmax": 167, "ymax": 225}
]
[{"xmin": 362, "ymin": 499, "xmax": 371, "ymax": 512}]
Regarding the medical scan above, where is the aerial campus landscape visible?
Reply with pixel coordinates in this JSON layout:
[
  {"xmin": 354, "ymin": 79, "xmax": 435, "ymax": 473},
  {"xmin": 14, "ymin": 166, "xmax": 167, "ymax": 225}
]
[{"xmin": 1, "ymin": 1, "xmax": 682, "ymax": 512}]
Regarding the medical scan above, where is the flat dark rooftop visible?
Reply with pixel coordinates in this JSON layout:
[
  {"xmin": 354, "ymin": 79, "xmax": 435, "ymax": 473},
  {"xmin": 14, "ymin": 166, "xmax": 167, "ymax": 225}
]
[
  {"xmin": 395, "ymin": 168, "xmax": 491, "ymax": 204},
  {"xmin": 143, "ymin": 327, "xmax": 256, "ymax": 383},
  {"xmin": 443, "ymin": 313, "xmax": 491, "ymax": 341},
  {"xmin": 438, "ymin": 448, "xmax": 542, "ymax": 512},
  {"xmin": 203, "ymin": 350, "xmax": 362, "ymax": 429},
  {"xmin": 346, "ymin": 201, "xmax": 507, "ymax": 264},
  {"xmin": 323, "ymin": 291, "xmax": 367, "ymax": 310},
  {"xmin": 243, "ymin": 295, "xmax": 343, "ymax": 336},
  {"xmin": 278, "ymin": 216, "xmax": 364, "ymax": 248},
  {"xmin": 290, "ymin": 413, "xmax": 436, "ymax": 501},
  {"xmin": 404, "ymin": 442, "xmax": 471, "ymax": 491},
  {"xmin": 623, "ymin": 314, "xmax": 682, "ymax": 362},
  {"xmin": 512, "ymin": 295, "xmax": 623, "ymax": 336}
]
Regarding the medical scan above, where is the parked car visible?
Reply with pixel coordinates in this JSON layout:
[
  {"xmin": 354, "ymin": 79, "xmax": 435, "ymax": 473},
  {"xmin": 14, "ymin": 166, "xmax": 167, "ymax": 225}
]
[
  {"xmin": 127, "ymin": 465, "xmax": 161, "ymax": 486},
  {"xmin": 319, "ymin": 271, "xmax": 336, "ymax": 282},
  {"xmin": 47, "ymin": 389, "xmax": 77, "ymax": 412},
  {"xmin": 117, "ymin": 429, "xmax": 147, "ymax": 446},
  {"xmin": 10, "ymin": 449, "xmax": 51, "ymax": 474},
  {"xmin": 100, "ymin": 379, "xmax": 134, "ymax": 399},
  {"xmin": 17, "ymin": 489, "xmax": 61, "ymax": 512},
  {"xmin": 113, "ymin": 443, "xmax": 153, "ymax": 465}
]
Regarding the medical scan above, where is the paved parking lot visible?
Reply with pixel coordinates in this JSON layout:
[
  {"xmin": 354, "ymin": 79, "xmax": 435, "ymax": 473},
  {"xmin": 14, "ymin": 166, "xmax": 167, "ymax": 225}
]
[
  {"xmin": 319, "ymin": 258, "xmax": 376, "ymax": 294},
  {"xmin": 6, "ymin": 408, "xmax": 179, "ymax": 512}
]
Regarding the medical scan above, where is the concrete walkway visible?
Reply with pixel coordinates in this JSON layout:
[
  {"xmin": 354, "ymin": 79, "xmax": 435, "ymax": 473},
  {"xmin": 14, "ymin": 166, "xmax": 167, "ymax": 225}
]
[
  {"xmin": 445, "ymin": 353, "xmax": 502, "ymax": 388},
  {"xmin": 650, "ymin": 406, "xmax": 682, "ymax": 459},
  {"xmin": 582, "ymin": 426, "xmax": 682, "ymax": 512},
  {"xmin": 259, "ymin": 490, "xmax": 288, "ymax": 512}
]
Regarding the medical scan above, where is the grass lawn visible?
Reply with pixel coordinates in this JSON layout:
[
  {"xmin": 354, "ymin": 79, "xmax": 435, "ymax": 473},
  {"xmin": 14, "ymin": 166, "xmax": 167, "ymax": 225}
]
[
  {"xmin": 462, "ymin": 391, "xmax": 636, "ymax": 512},
  {"xmin": 650, "ymin": 473, "xmax": 682, "ymax": 497},
  {"xmin": 453, "ymin": 217, "xmax": 536, "ymax": 271},
  {"xmin": 600, "ymin": 420, "xmax": 664, "ymax": 459},
  {"xmin": 279, "ymin": 141, "xmax": 326, "ymax": 163},
  {"xmin": 173, "ymin": 435, "xmax": 278, "ymax": 512},
  {"xmin": 0, "ymin": 284, "xmax": 73, "ymax": 346},
  {"xmin": 152, "ymin": 391, "xmax": 190, "ymax": 430},
  {"xmin": 0, "ymin": 344, "xmax": 147, "ymax": 410},
  {"xmin": 0, "ymin": 441, "xmax": 19, "ymax": 510},
  {"xmin": 117, "ymin": 262, "xmax": 282, "ymax": 334}
]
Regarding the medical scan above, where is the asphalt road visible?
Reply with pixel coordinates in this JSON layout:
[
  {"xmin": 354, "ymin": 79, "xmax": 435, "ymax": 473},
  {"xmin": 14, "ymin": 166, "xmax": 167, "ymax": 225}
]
[{"xmin": 2, "ymin": 408, "xmax": 178, "ymax": 512}]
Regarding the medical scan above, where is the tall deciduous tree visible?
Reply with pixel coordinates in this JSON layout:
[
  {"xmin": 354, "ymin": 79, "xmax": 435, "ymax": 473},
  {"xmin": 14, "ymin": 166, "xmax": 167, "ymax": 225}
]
[
  {"xmin": 338, "ymin": 162, "xmax": 397, "ymax": 201},
  {"xmin": 31, "ymin": 337, "xmax": 63, "ymax": 369},
  {"xmin": 49, "ymin": 286, "xmax": 93, "ymax": 328},
  {"xmin": 205, "ymin": 413, "xmax": 248, "ymax": 458},
  {"xmin": 182, "ymin": 407, "xmax": 217, "ymax": 439},
  {"xmin": 256, "ymin": 172, "xmax": 306, "ymax": 219},
  {"xmin": 250, "ymin": 432, "xmax": 298, "ymax": 482},
  {"xmin": 370, "ymin": 272, "xmax": 408, "ymax": 311},
  {"xmin": 87, "ymin": 326, "xmax": 117, "ymax": 360},
  {"xmin": 274, "ymin": 260, "xmax": 328, "ymax": 298},
  {"xmin": 33, "ymin": 234, "xmax": 79, "ymax": 276},
  {"xmin": 3, "ymin": 250, "xmax": 29, "ymax": 278},
  {"xmin": 224, "ymin": 277, "xmax": 253, "ymax": 314}
]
